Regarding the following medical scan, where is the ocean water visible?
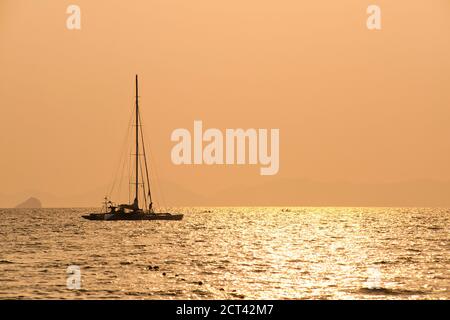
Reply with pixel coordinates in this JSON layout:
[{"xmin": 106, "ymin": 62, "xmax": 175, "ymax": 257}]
[{"xmin": 0, "ymin": 207, "xmax": 448, "ymax": 300}]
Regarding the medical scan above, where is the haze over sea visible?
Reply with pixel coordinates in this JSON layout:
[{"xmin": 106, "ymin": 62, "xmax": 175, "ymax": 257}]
[{"xmin": 0, "ymin": 207, "xmax": 448, "ymax": 299}]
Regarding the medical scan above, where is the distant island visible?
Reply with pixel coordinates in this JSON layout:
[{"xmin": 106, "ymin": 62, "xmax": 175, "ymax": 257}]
[
  {"xmin": 15, "ymin": 197, "xmax": 42, "ymax": 209},
  {"xmin": 2, "ymin": 178, "xmax": 450, "ymax": 207}
]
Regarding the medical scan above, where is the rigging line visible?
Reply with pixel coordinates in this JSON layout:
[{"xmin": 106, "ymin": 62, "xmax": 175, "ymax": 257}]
[
  {"xmin": 108, "ymin": 101, "xmax": 134, "ymax": 196},
  {"xmin": 108, "ymin": 127, "xmax": 129, "ymax": 198},
  {"xmin": 108, "ymin": 100, "xmax": 135, "ymax": 198},
  {"xmin": 113, "ymin": 104, "xmax": 134, "ymax": 204},
  {"xmin": 115, "ymin": 106, "xmax": 134, "ymax": 202},
  {"xmin": 116, "ymin": 139, "xmax": 130, "ymax": 204},
  {"xmin": 139, "ymin": 112, "xmax": 152, "ymax": 208},
  {"xmin": 128, "ymin": 151, "xmax": 132, "ymax": 204},
  {"xmin": 128, "ymin": 106, "xmax": 135, "ymax": 205},
  {"xmin": 139, "ymin": 112, "xmax": 167, "ymax": 211},
  {"xmin": 139, "ymin": 151, "xmax": 148, "ymax": 210},
  {"xmin": 146, "ymin": 129, "xmax": 167, "ymax": 211},
  {"xmin": 141, "ymin": 166, "xmax": 148, "ymax": 209}
]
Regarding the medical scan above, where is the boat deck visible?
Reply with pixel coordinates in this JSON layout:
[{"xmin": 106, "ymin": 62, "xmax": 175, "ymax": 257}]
[{"xmin": 82, "ymin": 212, "xmax": 183, "ymax": 221}]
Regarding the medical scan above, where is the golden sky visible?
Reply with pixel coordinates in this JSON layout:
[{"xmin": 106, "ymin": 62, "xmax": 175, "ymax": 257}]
[{"xmin": 0, "ymin": 1, "xmax": 449, "ymax": 206}]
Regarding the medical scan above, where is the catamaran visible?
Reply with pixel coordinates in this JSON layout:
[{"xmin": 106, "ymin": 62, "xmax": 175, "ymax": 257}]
[{"xmin": 83, "ymin": 75, "xmax": 183, "ymax": 221}]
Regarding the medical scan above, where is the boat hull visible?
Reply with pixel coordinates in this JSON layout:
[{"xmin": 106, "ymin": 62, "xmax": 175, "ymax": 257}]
[{"xmin": 82, "ymin": 212, "xmax": 183, "ymax": 221}]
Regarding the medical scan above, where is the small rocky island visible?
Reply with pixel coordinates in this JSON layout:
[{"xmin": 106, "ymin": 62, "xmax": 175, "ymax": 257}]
[{"xmin": 15, "ymin": 197, "xmax": 42, "ymax": 209}]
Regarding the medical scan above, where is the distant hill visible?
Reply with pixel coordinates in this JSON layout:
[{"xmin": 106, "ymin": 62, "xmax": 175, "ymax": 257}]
[
  {"xmin": 0, "ymin": 181, "xmax": 206, "ymax": 208},
  {"xmin": 2, "ymin": 179, "xmax": 450, "ymax": 207},
  {"xmin": 15, "ymin": 197, "xmax": 42, "ymax": 208}
]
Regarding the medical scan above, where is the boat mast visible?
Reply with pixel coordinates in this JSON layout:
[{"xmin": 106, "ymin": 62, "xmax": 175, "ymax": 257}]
[{"xmin": 134, "ymin": 74, "xmax": 139, "ymax": 208}]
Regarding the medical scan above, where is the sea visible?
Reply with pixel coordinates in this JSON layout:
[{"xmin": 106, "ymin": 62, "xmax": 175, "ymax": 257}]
[{"xmin": 0, "ymin": 207, "xmax": 448, "ymax": 299}]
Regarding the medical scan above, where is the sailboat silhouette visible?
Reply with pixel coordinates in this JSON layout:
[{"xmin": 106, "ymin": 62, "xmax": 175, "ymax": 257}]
[{"xmin": 83, "ymin": 75, "xmax": 183, "ymax": 221}]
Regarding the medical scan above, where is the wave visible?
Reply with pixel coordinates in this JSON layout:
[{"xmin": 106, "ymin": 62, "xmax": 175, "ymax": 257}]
[{"xmin": 358, "ymin": 287, "xmax": 427, "ymax": 296}]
